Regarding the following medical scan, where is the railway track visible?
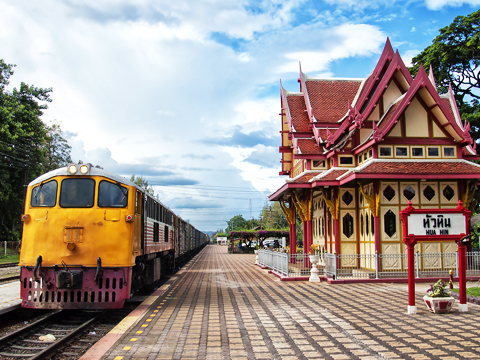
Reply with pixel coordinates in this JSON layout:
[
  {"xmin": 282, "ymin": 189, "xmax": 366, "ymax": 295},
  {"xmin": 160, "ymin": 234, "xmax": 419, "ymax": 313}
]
[
  {"xmin": 0, "ymin": 309, "xmax": 107, "ymax": 359},
  {"xmin": 0, "ymin": 275, "xmax": 20, "ymax": 284},
  {"xmin": 0, "ymin": 263, "xmax": 18, "ymax": 269}
]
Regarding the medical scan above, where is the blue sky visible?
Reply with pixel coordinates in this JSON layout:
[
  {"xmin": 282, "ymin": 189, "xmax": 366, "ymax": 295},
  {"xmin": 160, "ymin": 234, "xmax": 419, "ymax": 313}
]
[{"xmin": 0, "ymin": 0, "xmax": 479, "ymax": 231}]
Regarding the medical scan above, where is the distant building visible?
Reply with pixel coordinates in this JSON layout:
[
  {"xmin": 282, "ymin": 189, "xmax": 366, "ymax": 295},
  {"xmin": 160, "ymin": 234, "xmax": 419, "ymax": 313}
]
[
  {"xmin": 269, "ymin": 39, "xmax": 480, "ymax": 263},
  {"xmin": 217, "ymin": 236, "xmax": 228, "ymax": 245}
]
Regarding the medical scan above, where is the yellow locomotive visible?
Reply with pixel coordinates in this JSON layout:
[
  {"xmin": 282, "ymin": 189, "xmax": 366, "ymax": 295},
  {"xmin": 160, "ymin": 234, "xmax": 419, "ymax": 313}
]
[{"xmin": 19, "ymin": 163, "xmax": 208, "ymax": 309}]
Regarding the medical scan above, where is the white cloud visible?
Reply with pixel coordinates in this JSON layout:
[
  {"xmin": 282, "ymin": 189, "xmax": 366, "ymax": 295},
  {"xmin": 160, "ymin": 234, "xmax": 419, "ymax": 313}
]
[
  {"xmin": 424, "ymin": 0, "xmax": 480, "ymax": 10},
  {"xmin": 402, "ymin": 49, "xmax": 421, "ymax": 67},
  {"xmin": 278, "ymin": 23, "xmax": 385, "ymax": 73},
  {"xmin": 2, "ymin": 0, "xmax": 453, "ymax": 230}
]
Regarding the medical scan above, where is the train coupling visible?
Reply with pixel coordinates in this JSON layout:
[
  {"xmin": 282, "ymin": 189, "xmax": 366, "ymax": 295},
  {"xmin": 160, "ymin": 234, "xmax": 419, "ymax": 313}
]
[
  {"xmin": 56, "ymin": 261, "xmax": 83, "ymax": 289},
  {"xmin": 94, "ymin": 257, "xmax": 103, "ymax": 284},
  {"xmin": 33, "ymin": 255, "xmax": 42, "ymax": 283}
]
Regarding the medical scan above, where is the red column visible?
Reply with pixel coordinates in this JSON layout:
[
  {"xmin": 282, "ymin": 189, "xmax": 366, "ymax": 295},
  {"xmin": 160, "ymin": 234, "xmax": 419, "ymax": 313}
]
[
  {"xmin": 373, "ymin": 180, "xmax": 381, "ymax": 255},
  {"xmin": 334, "ymin": 188, "xmax": 340, "ymax": 256},
  {"xmin": 407, "ymin": 240, "xmax": 416, "ymax": 314},
  {"xmin": 458, "ymin": 240, "xmax": 468, "ymax": 312},
  {"xmin": 334, "ymin": 218, "xmax": 340, "ymax": 255},
  {"xmin": 290, "ymin": 216, "xmax": 296, "ymax": 264},
  {"xmin": 328, "ymin": 215, "xmax": 333, "ymax": 253},
  {"xmin": 323, "ymin": 204, "xmax": 328, "ymax": 251},
  {"xmin": 306, "ymin": 220, "xmax": 312, "ymax": 253},
  {"xmin": 303, "ymin": 221, "xmax": 308, "ymax": 251}
]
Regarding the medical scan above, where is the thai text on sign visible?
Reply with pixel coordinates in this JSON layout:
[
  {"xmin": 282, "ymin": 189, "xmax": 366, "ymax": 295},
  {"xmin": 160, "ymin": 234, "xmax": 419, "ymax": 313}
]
[{"xmin": 407, "ymin": 213, "xmax": 466, "ymax": 236}]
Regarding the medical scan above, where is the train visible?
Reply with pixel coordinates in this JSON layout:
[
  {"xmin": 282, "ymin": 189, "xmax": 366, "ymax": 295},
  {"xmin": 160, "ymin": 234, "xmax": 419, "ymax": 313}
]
[{"xmin": 18, "ymin": 163, "xmax": 209, "ymax": 309}]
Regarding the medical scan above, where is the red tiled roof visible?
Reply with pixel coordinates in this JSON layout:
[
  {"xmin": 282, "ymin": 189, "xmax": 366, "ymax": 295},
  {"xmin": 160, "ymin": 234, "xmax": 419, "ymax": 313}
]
[
  {"xmin": 441, "ymin": 97, "xmax": 455, "ymax": 120},
  {"xmin": 306, "ymin": 80, "xmax": 362, "ymax": 123},
  {"xmin": 316, "ymin": 128, "xmax": 338, "ymax": 142},
  {"xmin": 297, "ymin": 139, "xmax": 320, "ymax": 155},
  {"xmin": 289, "ymin": 172, "xmax": 321, "ymax": 184},
  {"xmin": 314, "ymin": 169, "xmax": 350, "ymax": 181},
  {"xmin": 377, "ymin": 101, "xmax": 400, "ymax": 132},
  {"xmin": 286, "ymin": 95, "xmax": 310, "ymax": 132},
  {"xmin": 357, "ymin": 161, "xmax": 480, "ymax": 175}
]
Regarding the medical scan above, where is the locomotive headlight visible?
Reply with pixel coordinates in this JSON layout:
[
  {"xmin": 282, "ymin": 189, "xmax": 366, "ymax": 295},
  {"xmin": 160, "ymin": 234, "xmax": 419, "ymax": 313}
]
[
  {"xmin": 126, "ymin": 214, "xmax": 134, "ymax": 222},
  {"xmin": 21, "ymin": 214, "xmax": 30, "ymax": 222},
  {"xmin": 80, "ymin": 165, "xmax": 89, "ymax": 174},
  {"xmin": 68, "ymin": 164, "xmax": 77, "ymax": 174}
]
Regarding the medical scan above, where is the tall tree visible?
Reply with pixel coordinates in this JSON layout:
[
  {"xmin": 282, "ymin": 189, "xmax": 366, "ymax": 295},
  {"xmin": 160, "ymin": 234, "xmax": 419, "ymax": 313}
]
[
  {"xmin": 259, "ymin": 202, "xmax": 288, "ymax": 230},
  {"xmin": 409, "ymin": 10, "xmax": 480, "ymax": 140},
  {"xmin": 130, "ymin": 174, "xmax": 154, "ymax": 196},
  {"xmin": 43, "ymin": 123, "xmax": 72, "ymax": 171},
  {"xmin": 0, "ymin": 59, "xmax": 53, "ymax": 240},
  {"xmin": 225, "ymin": 214, "xmax": 247, "ymax": 233}
]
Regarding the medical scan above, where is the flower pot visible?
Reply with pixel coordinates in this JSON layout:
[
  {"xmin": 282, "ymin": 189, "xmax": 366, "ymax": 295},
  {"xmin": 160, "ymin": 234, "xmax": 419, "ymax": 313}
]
[{"xmin": 423, "ymin": 295, "xmax": 455, "ymax": 313}]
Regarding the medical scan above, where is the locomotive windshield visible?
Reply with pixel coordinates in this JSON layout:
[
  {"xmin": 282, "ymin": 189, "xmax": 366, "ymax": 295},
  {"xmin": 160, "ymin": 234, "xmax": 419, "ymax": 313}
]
[
  {"xmin": 31, "ymin": 180, "xmax": 58, "ymax": 207},
  {"xmin": 98, "ymin": 180, "xmax": 128, "ymax": 207},
  {"xmin": 60, "ymin": 178, "xmax": 95, "ymax": 208}
]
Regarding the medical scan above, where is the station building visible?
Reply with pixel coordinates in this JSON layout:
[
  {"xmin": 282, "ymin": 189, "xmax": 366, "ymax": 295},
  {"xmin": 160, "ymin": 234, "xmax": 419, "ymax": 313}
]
[{"xmin": 268, "ymin": 39, "xmax": 480, "ymax": 263}]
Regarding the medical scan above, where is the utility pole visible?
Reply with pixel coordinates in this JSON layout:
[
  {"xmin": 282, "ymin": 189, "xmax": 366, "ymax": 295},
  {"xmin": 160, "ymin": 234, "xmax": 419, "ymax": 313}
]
[{"xmin": 249, "ymin": 199, "xmax": 252, "ymax": 229}]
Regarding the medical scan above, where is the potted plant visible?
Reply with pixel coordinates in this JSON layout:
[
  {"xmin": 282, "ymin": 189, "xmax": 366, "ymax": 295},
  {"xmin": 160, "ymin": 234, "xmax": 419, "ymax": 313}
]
[{"xmin": 423, "ymin": 279, "xmax": 455, "ymax": 313}]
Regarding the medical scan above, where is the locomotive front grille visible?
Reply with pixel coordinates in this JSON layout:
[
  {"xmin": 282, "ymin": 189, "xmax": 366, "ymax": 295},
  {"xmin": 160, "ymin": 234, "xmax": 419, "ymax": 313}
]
[{"xmin": 20, "ymin": 267, "xmax": 132, "ymax": 309}]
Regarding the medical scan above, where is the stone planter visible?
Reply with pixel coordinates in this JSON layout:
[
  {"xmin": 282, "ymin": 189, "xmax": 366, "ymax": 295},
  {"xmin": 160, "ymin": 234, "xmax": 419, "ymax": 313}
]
[
  {"xmin": 308, "ymin": 254, "xmax": 320, "ymax": 282},
  {"xmin": 423, "ymin": 295, "xmax": 455, "ymax": 313}
]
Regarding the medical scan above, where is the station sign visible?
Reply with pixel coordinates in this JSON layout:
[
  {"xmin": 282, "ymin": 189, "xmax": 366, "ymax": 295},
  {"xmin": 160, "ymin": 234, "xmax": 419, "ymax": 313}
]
[{"xmin": 407, "ymin": 213, "xmax": 467, "ymax": 236}]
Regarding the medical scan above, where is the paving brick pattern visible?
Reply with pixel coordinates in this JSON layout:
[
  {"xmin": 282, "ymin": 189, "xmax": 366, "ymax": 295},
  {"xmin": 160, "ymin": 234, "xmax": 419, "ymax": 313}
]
[{"xmin": 103, "ymin": 245, "xmax": 480, "ymax": 360}]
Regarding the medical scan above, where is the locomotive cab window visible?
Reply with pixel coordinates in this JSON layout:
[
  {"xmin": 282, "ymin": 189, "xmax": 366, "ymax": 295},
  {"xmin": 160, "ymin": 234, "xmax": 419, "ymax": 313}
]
[
  {"xmin": 60, "ymin": 178, "xmax": 95, "ymax": 208},
  {"xmin": 31, "ymin": 180, "xmax": 58, "ymax": 207},
  {"xmin": 98, "ymin": 181, "xmax": 128, "ymax": 207}
]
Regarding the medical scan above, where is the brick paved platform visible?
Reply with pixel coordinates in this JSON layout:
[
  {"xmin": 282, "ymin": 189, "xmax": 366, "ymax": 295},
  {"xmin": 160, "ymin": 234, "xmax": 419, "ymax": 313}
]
[{"xmin": 87, "ymin": 245, "xmax": 480, "ymax": 360}]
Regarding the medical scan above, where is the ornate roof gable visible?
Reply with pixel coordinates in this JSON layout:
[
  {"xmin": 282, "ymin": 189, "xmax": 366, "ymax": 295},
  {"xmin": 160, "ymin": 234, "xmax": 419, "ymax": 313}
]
[
  {"xmin": 370, "ymin": 65, "xmax": 473, "ymax": 146},
  {"xmin": 322, "ymin": 43, "xmax": 414, "ymax": 151}
]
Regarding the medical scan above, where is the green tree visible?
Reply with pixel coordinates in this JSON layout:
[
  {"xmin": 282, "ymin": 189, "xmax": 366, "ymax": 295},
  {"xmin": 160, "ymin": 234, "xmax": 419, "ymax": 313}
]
[
  {"xmin": 409, "ymin": 9, "xmax": 480, "ymax": 140},
  {"xmin": 225, "ymin": 214, "xmax": 247, "ymax": 233},
  {"xmin": 259, "ymin": 202, "xmax": 288, "ymax": 230},
  {"xmin": 0, "ymin": 59, "xmax": 53, "ymax": 241},
  {"xmin": 43, "ymin": 123, "xmax": 72, "ymax": 171},
  {"xmin": 130, "ymin": 174, "xmax": 154, "ymax": 196}
]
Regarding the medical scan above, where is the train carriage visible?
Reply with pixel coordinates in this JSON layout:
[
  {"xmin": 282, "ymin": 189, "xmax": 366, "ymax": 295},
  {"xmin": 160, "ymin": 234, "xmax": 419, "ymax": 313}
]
[{"xmin": 19, "ymin": 164, "xmax": 207, "ymax": 309}]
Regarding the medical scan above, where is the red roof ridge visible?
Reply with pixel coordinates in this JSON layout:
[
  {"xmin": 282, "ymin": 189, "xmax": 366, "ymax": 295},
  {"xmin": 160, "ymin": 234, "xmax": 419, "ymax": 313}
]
[
  {"xmin": 310, "ymin": 168, "xmax": 350, "ymax": 181},
  {"xmin": 285, "ymin": 170, "xmax": 323, "ymax": 183},
  {"xmin": 354, "ymin": 158, "xmax": 480, "ymax": 172},
  {"xmin": 304, "ymin": 75, "xmax": 364, "ymax": 82}
]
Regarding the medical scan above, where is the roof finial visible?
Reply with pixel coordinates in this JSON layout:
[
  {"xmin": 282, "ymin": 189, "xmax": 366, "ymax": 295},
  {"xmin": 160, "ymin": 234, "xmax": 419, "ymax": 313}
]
[{"xmin": 428, "ymin": 64, "xmax": 437, "ymax": 89}]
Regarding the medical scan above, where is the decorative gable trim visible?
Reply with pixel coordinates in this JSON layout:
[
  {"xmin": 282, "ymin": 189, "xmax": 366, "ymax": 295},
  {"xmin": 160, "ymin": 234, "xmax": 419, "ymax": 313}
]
[{"xmin": 370, "ymin": 66, "xmax": 472, "ymax": 147}]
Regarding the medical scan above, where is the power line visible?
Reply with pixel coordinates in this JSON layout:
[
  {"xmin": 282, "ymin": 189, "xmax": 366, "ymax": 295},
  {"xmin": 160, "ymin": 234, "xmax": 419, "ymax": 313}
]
[{"xmin": 150, "ymin": 183, "xmax": 264, "ymax": 191}]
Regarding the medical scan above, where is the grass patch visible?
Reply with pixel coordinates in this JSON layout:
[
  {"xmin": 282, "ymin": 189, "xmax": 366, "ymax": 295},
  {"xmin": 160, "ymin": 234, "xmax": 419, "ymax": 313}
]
[
  {"xmin": 0, "ymin": 253, "xmax": 20, "ymax": 264},
  {"xmin": 450, "ymin": 287, "xmax": 480, "ymax": 297}
]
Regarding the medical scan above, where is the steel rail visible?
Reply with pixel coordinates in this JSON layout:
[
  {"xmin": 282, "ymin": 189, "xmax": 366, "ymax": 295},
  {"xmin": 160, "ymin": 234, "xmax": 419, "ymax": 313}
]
[
  {"xmin": 0, "ymin": 310, "xmax": 105, "ymax": 359},
  {"xmin": 0, "ymin": 275, "xmax": 20, "ymax": 284},
  {"xmin": 0, "ymin": 262, "xmax": 18, "ymax": 269}
]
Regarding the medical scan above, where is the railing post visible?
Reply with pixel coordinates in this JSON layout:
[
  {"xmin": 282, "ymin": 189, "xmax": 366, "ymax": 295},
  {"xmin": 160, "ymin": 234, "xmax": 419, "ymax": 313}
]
[
  {"xmin": 375, "ymin": 252, "xmax": 379, "ymax": 279},
  {"xmin": 415, "ymin": 251, "xmax": 419, "ymax": 278},
  {"xmin": 456, "ymin": 251, "xmax": 459, "ymax": 277},
  {"xmin": 334, "ymin": 253, "xmax": 338, "ymax": 280}
]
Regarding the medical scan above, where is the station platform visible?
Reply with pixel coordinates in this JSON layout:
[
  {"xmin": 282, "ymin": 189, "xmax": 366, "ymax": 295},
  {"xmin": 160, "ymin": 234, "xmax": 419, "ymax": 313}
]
[
  {"xmin": 82, "ymin": 245, "xmax": 480, "ymax": 360},
  {"xmin": 0, "ymin": 281, "xmax": 21, "ymax": 315}
]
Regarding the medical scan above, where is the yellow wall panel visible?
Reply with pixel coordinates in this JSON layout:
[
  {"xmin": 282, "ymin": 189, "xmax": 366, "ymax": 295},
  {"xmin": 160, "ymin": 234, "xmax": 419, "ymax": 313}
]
[
  {"xmin": 432, "ymin": 120, "xmax": 447, "ymax": 138},
  {"xmin": 383, "ymin": 82, "xmax": 402, "ymax": 110},
  {"xmin": 405, "ymin": 98, "xmax": 429, "ymax": 137},
  {"xmin": 387, "ymin": 122, "xmax": 402, "ymax": 137}
]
